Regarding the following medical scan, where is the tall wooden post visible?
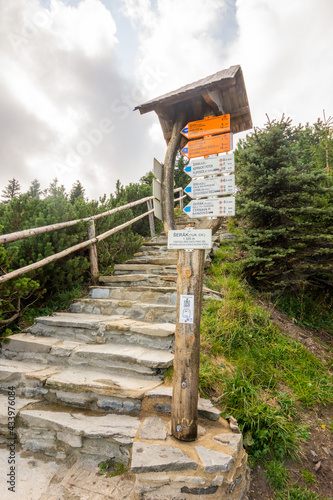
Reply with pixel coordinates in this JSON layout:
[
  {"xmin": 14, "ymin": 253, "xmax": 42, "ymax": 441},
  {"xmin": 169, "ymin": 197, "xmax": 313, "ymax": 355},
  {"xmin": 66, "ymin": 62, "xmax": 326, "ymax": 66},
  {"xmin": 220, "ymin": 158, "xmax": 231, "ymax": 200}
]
[
  {"xmin": 162, "ymin": 111, "xmax": 186, "ymax": 234},
  {"xmin": 88, "ymin": 220, "xmax": 99, "ymax": 286},
  {"xmin": 171, "ymin": 248, "xmax": 205, "ymax": 441}
]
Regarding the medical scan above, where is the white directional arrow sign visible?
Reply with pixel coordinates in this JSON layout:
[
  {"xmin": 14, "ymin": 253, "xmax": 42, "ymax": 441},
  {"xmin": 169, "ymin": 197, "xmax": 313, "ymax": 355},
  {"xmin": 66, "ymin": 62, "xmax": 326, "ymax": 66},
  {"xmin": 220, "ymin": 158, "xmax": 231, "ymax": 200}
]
[
  {"xmin": 184, "ymin": 153, "xmax": 235, "ymax": 178},
  {"xmin": 183, "ymin": 197, "xmax": 235, "ymax": 218},
  {"xmin": 184, "ymin": 174, "xmax": 235, "ymax": 199}
]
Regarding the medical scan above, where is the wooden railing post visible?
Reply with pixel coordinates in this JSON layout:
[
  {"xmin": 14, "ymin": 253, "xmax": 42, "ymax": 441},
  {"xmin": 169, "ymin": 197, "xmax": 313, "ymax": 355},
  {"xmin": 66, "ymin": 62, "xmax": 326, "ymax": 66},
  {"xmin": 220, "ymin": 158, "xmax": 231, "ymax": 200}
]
[
  {"xmin": 179, "ymin": 188, "xmax": 184, "ymax": 211},
  {"xmin": 147, "ymin": 200, "xmax": 155, "ymax": 238},
  {"xmin": 88, "ymin": 220, "xmax": 99, "ymax": 286}
]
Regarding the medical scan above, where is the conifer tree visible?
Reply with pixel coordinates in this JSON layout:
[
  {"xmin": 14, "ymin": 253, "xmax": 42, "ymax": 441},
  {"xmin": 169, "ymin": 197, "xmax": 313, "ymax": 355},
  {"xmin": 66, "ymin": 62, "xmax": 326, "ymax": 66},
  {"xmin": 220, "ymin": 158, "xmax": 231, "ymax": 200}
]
[
  {"xmin": 1, "ymin": 178, "xmax": 21, "ymax": 202},
  {"xmin": 235, "ymin": 117, "xmax": 333, "ymax": 293}
]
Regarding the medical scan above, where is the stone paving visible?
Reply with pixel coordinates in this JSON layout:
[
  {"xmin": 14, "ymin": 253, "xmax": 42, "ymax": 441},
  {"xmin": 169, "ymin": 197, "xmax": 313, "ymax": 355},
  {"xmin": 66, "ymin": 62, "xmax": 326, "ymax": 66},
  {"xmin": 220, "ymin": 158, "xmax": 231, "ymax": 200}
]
[{"xmin": 0, "ymin": 218, "xmax": 250, "ymax": 498}]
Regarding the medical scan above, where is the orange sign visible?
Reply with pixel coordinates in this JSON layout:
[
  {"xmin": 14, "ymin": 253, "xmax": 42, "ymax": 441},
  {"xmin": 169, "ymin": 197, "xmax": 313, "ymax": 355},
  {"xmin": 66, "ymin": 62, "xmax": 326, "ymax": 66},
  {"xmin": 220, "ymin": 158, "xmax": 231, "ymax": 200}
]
[
  {"xmin": 181, "ymin": 133, "xmax": 233, "ymax": 159},
  {"xmin": 181, "ymin": 115, "xmax": 230, "ymax": 140}
]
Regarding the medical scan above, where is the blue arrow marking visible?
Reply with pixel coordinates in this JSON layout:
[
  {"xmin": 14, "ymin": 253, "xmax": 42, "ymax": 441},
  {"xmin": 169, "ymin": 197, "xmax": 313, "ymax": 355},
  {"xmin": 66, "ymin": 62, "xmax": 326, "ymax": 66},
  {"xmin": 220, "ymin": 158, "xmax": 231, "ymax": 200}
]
[
  {"xmin": 184, "ymin": 186, "xmax": 192, "ymax": 193},
  {"xmin": 181, "ymin": 146, "xmax": 188, "ymax": 154},
  {"xmin": 184, "ymin": 166, "xmax": 191, "ymax": 173},
  {"xmin": 184, "ymin": 206, "xmax": 191, "ymax": 213},
  {"xmin": 182, "ymin": 126, "xmax": 188, "ymax": 134}
]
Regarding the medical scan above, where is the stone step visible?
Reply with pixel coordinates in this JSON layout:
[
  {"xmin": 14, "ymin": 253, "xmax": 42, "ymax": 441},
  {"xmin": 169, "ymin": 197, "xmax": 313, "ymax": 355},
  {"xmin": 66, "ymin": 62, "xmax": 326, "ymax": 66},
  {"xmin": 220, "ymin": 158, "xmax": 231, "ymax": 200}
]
[
  {"xmin": 26, "ymin": 313, "xmax": 175, "ymax": 350},
  {"xmin": 99, "ymin": 273, "xmax": 177, "ymax": 287},
  {"xmin": 0, "ymin": 358, "xmax": 164, "ymax": 413},
  {"xmin": 70, "ymin": 298, "xmax": 176, "ymax": 323},
  {"xmin": 141, "ymin": 386, "xmax": 221, "ymax": 421},
  {"xmin": 2, "ymin": 334, "xmax": 174, "ymax": 377},
  {"xmin": 14, "ymin": 400, "xmax": 141, "ymax": 462},
  {"xmin": 88, "ymin": 285, "xmax": 177, "ymax": 306},
  {"xmin": 127, "ymin": 256, "xmax": 178, "ymax": 265},
  {"xmin": 113, "ymin": 263, "xmax": 177, "ymax": 275},
  {"xmin": 133, "ymin": 250, "xmax": 172, "ymax": 257},
  {"xmin": 144, "ymin": 238, "xmax": 168, "ymax": 245}
]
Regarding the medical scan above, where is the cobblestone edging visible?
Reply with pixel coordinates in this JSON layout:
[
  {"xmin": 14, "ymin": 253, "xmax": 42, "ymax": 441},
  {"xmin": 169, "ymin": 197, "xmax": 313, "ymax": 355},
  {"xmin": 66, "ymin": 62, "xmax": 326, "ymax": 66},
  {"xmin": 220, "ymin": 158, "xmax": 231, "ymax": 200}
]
[{"xmin": 131, "ymin": 416, "xmax": 249, "ymax": 500}]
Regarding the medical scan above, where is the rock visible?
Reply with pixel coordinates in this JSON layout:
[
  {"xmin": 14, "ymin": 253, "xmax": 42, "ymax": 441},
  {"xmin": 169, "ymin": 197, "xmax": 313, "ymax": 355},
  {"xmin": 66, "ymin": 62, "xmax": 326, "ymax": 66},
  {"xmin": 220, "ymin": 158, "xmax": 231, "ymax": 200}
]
[
  {"xmin": 214, "ymin": 433, "xmax": 243, "ymax": 454},
  {"xmin": 229, "ymin": 416, "xmax": 241, "ymax": 433},
  {"xmin": 211, "ymin": 475, "xmax": 224, "ymax": 486},
  {"xmin": 139, "ymin": 417, "xmax": 168, "ymax": 440},
  {"xmin": 131, "ymin": 442, "xmax": 198, "ymax": 473},
  {"xmin": 181, "ymin": 485, "xmax": 219, "ymax": 495},
  {"xmin": 314, "ymin": 461, "xmax": 322, "ymax": 472},
  {"xmin": 195, "ymin": 446, "xmax": 234, "ymax": 473}
]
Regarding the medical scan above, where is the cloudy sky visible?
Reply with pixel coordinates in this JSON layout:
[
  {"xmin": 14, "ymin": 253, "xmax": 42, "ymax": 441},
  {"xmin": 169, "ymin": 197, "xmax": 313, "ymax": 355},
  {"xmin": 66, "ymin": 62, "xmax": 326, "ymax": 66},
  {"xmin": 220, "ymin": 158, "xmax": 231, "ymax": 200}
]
[{"xmin": 1, "ymin": 0, "xmax": 332, "ymax": 200}]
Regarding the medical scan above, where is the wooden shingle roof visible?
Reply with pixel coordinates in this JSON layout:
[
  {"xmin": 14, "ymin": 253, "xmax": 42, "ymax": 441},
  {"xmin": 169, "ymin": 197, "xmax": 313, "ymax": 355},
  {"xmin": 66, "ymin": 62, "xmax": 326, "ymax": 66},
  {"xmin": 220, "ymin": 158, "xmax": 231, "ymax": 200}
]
[{"xmin": 135, "ymin": 65, "xmax": 252, "ymax": 144}]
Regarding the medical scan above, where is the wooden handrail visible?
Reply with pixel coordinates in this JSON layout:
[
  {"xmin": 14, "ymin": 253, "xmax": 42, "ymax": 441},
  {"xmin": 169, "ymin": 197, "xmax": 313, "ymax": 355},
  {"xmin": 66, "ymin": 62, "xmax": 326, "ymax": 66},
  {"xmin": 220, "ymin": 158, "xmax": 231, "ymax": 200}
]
[
  {"xmin": 0, "ymin": 209, "xmax": 153, "ymax": 284},
  {"xmin": 0, "ymin": 196, "xmax": 154, "ymax": 245},
  {"xmin": 0, "ymin": 184, "xmax": 185, "ymax": 284}
]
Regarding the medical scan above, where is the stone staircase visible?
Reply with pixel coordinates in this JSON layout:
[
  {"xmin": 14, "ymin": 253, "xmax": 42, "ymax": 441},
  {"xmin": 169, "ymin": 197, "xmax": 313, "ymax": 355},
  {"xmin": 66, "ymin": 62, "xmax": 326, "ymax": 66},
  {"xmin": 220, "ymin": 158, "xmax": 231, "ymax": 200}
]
[{"xmin": 0, "ymin": 216, "xmax": 249, "ymax": 499}]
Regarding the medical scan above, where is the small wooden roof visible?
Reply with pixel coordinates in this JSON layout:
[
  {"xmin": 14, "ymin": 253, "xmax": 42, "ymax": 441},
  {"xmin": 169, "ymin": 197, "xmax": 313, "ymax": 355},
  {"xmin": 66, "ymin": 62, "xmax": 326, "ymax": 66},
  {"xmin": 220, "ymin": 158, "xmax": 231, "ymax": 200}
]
[{"xmin": 135, "ymin": 65, "xmax": 252, "ymax": 144}]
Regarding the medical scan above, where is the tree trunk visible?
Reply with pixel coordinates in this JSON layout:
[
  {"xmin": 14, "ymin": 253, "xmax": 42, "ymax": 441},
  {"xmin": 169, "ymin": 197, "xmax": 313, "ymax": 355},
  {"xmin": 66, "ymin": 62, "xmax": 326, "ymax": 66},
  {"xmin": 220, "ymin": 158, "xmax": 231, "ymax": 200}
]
[{"xmin": 162, "ymin": 111, "xmax": 187, "ymax": 234}]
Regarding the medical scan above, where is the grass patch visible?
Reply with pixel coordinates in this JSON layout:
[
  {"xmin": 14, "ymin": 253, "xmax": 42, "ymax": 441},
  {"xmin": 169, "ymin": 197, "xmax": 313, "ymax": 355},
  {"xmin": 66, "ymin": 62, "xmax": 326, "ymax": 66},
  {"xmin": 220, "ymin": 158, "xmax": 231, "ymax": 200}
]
[
  {"xmin": 98, "ymin": 460, "xmax": 128, "ymax": 478},
  {"xmin": 275, "ymin": 485, "xmax": 328, "ymax": 500},
  {"xmin": 276, "ymin": 291, "xmax": 333, "ymax": 336},
  {"xmin": 200, "ymin": 241, "xmax": 333, "ymax": 462},
  {"xmin": 264, "ymin": 459, "xmax": 288, "ymax": 490},
  {"xmin": 301, "ymin": 470, "xmax": 317, "ymax": 485}
]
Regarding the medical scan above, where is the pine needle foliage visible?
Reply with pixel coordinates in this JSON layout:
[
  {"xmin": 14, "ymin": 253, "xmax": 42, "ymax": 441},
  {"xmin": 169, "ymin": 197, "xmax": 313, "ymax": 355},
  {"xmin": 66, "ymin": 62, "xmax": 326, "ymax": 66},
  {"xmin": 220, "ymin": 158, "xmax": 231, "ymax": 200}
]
[{"xmin": 235, "ymin": 117, "xmax": 333, "ymax": 293}]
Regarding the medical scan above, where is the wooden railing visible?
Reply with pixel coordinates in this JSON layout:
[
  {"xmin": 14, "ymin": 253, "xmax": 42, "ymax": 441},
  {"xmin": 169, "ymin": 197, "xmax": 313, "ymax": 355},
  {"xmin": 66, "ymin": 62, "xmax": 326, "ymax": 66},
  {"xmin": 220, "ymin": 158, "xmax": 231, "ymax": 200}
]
[{"xmin": 0, "ymin": 187, "xmax": 185, "ymax": 285}]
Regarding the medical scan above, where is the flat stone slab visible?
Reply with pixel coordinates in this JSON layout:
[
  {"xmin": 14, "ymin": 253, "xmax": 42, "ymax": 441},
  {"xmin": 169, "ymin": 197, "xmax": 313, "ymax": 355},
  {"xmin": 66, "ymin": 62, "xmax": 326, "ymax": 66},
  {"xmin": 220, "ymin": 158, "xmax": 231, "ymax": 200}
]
[
  {"xmin": 0, "ymin": 394, "xmax": 36, "ymax": 428},
  {"xmin": 0, "ymin": 358, "xmax": 60, "ymax": 385},
  {"xmin": 46, "ymin": 367, "xmax": 162, "ymax": 399},
  {"xmin": 71, "ymin": 343, "xmax": 174, "ymax": 369},
  {"xmin": 4, "ymin": 334, "xmax": 60, "ymax": 353},
  {"xmin": 139, "ymin": 417, "xmax": 167, "ymax": 440},
  {"xmin": 19, "ymin": 408, "xmax": 141, "ymax": 445},
  {"xmin": 0, "ymin": 447, "xmax": 63, "ymax": 500},
  {"xmin": 195, "ymin": 446, "xmax": 234, "ymax": 473},
  {"xmin": 214, "ymin": 433, "xmax": 243, "ymax": 454},
  {"xmin": 131, "ymin": 442, "xmax": 198, "ymax": 473},
  {"xmin": 145, "ymin": 386, "xmax": 220, "ymax": 421},
  {"xmin": 31, "ymin": 312, "xmax": 175, "ymax": 338},
  {"xmin": 60, "ymin": 457, "xmax": 135, "ymax": 500},
  {"xmin": 114, "ymin": 263, "xmax": 177, "ymax": 271}
]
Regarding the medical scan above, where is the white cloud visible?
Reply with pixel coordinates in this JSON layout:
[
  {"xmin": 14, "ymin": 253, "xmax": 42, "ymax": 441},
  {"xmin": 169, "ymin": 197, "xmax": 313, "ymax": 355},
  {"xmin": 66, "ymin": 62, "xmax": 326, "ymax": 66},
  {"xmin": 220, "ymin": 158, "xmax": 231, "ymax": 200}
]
[
  {"xmin": 51, "ymin": 0, "xmax": 118, "ymax": 57},
  {"xmin": 0, "ymin": 0, "xmax": 133, "ymax": 198},
  {"xmin": 226, "ymin": 0, "xmax": 333, "ymax": 127},
  {"xmin": 1, "ymin": 0, "xmax": 332, "ymax": 201},
  {"xmin": 122, "ymin": 0, "xmax": 230, "ymax": 95}
]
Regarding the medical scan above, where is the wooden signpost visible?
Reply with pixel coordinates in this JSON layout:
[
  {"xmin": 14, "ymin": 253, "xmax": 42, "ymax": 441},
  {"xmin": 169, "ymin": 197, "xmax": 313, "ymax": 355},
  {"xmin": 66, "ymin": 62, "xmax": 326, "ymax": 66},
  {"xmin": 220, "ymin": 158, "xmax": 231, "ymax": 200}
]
[
  {"xmin": 184, "ymin": 153, "xmax": 235, "ymax": 178},
  {"xmin": 135, "ymin": 66, "xmax": 252, "ymax": 442},
  {"xmin": 181, "ymin": 132, "xmax": 233, "ymax": 159},
  {"xmin": 184, "ymin": 174, "xmax": 235, "ymax": 198},
  {"xmin": 184, "ymin": 196, "xmax": 235, "ymax": 217},
  {"xmin": 181, "ymin": 114, "xmax": 230, "ymax": 140}
]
